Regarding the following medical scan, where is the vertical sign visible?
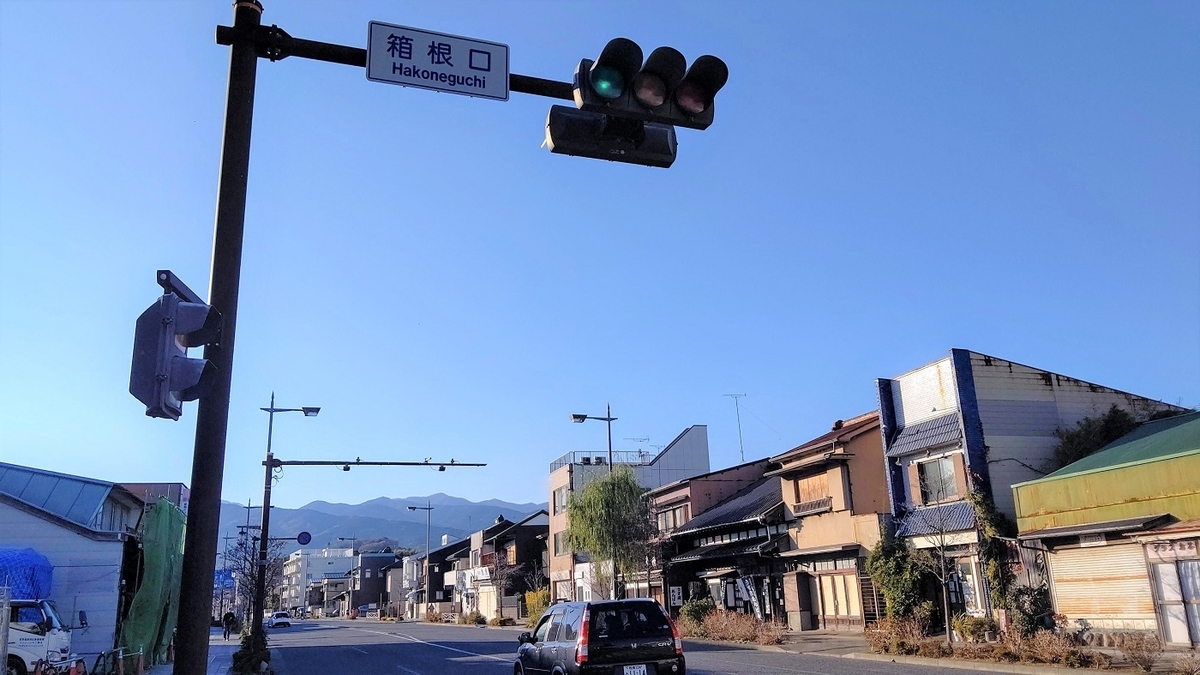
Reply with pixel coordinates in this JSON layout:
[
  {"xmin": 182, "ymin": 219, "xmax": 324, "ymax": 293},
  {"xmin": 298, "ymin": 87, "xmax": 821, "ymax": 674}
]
[{"xmin": 366, "ymin": 21, "xmax": 509, "ymax": 101}]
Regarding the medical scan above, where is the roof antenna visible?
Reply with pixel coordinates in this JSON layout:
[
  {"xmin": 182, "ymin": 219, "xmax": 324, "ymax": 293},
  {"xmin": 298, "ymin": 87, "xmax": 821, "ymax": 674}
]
[{"xmin": 724, "ymin": 393, "xmax": 746, "ymax": 462}]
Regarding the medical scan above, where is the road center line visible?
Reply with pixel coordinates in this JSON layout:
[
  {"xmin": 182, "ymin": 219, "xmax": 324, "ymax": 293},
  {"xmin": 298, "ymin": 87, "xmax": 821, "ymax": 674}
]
[{"xmin": 348, "ymin": 646, "xmax": 369, "ymax": 654}]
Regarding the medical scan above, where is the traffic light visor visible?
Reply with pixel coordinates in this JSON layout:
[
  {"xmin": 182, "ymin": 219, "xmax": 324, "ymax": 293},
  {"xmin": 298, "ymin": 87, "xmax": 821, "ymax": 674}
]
[
  {"xmin": 635, "ymin": 47, "xmax": 686, "ymax": 109},
  {"xmin": 675, "ymin": 55, "xmax": 728, "ymax": 115},
  {"xmin": 589, "ymin": 38, "xmax": 643, "ymax": 100}
]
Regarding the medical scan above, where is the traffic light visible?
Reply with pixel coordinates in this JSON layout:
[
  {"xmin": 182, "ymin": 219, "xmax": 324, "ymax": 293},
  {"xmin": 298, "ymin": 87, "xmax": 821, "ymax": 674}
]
[
  {"xmin": 545, "ymin": 105, "xmax": 677, "ymax": 168},
  {"xmin": 130, "ymin": 292, "xmax": 221, "ymax": 420},
  {"xmin": 573, "ymin": 38, "xmax": 729, "ymax": 131}
]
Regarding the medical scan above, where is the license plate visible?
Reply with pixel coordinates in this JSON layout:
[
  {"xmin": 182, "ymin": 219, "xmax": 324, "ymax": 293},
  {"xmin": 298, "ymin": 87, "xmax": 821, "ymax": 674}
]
[{"xmin": 623, "ymin": 666, "xmax": 647, "ymax": 675}]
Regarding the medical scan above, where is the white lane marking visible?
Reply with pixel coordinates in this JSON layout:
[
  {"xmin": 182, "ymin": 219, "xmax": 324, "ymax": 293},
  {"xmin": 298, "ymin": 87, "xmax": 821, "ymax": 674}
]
[
  {"xmin": 350, "ymin": 627, "xmax": 511, "ymax": 663},
  {"xmin": 348, "ymin": 646, "xmax": 369, "ymax": 654},
  {"xmin": 396, "ymin": 667, "xmax": 422, "ymax": 675}
]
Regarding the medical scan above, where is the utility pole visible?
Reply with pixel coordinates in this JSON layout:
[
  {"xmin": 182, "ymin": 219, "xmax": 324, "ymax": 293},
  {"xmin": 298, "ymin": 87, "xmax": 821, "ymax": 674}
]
[{"xmin": 724, "ymin": 393, "xmax": 746, "ymax": 462}]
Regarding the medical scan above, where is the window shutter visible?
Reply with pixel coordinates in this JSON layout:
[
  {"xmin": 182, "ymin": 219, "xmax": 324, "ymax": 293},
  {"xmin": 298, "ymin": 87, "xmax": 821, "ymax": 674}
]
[
  {"xmin": 952, "ymin": 453, "xmax": 969, "ymax": 496},
  {"xmin": 907, "ymin": 463, "xmax": 923, "ymax": 506}
]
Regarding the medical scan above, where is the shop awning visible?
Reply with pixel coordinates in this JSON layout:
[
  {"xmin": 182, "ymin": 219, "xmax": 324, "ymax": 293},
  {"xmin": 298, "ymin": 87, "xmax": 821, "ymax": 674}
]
[
  {"xmin": 1018, "ymin": 514, "xmax": 1171, "ymax": 541},
  {"xmin": 778, "ymin": 542, "xmax": 860, "ymax": 558},
  {"xmin": 673, "ymin": 535, "xmax": 786, "ymax": 563}
]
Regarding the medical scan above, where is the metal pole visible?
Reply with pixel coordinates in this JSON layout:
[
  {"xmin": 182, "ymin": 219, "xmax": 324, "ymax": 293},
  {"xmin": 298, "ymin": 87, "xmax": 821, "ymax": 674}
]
[
  {"xmin": 424, "ymin": 501, "xmax": 431, "ymax": 608},
  {"xmin": 606, "ymin": 403, "xmax": 617, "ymax": 600},
  {"xmin": 176, "ymin": 2, "xmax": 262, "ymax": 671},
  {"xmin": 251, "ymin": 397, "xmax": 276, "ymax": 648}
]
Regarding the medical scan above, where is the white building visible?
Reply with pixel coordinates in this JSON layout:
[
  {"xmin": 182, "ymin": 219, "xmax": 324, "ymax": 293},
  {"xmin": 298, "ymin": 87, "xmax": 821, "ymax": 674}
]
[{"xmin": 281, "ymin": 546, "xmax": 353, "ymax": 613}]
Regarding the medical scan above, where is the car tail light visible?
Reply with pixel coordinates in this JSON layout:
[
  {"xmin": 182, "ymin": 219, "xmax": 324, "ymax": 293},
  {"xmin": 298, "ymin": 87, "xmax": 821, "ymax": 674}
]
[
  {"xmin": 667, "ymin": 613, "xmax": 683, "ymax": 655},
  {"xmin": 576, "ymin": 606, "xmax": 590, "ymax": 665}
]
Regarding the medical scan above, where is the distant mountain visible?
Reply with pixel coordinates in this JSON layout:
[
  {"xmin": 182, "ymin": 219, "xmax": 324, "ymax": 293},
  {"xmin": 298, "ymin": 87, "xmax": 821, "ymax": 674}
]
[{"xmin": 217, "ymin": 494, "xmax": 546, "ymax": 558}]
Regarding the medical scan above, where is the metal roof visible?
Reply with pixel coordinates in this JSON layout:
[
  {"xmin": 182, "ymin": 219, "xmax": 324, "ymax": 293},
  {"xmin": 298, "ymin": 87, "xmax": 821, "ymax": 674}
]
[
  {"xmin": 0, "ymin": 461, "xmax": 117, "ymax": 528},
  {"xmin": 771, "ymin": 412, "xmax": 879, "ymax": 463},
  {"xmin": 1018, "ymin": 514, "xmax": 1171, "ymax": 541},
  {"xmin": 1031, "ymin": 411, "xmax": 1200, "ymax": 483},
  {"xmin": 886, "ymin": 412, "xmax": 962, "ymax": 457},
  {"xmin": 896, "ymin": 501, "xmax": 976, "ymax": 537},
  {"xmin": 672, "ymin": 478, "xmax": 782, "ymax": 537}
]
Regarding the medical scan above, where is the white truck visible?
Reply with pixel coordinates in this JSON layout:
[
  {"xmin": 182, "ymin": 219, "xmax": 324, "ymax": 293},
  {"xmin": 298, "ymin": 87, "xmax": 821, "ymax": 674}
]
[{"xmin": 4, "ymin": 598, "xmax": 85, "ymax": 675}]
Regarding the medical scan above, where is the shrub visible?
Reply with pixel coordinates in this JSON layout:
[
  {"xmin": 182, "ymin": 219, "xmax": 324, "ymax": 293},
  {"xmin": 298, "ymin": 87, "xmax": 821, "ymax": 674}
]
[
  {"xmin": 1006, "ymin": 585, "xmax": 1052, "ymax": 638},
  {"xmin": 1120, "ymin": 632, "xmax": 1163, "ymax": 673},
  {"xmin": 524, "ymin": 588, "xmax": 550, "ymax": 629},
  {"xmin": 229, "ymin": 630, "xmax": 270, "ymax": 675},
  {"xmin": 458, "ymin": 610, "xmax": 485, "ymax": 625},
  {"xmin": 959, "ymin": 615, "xmax": 998, "ymax": 643},
  {"xmin": 754, "ymin": 620, "xmax": 788, "ymax": 646},
  {"xmin": 1170, "ymin": 651, "xmax": 1200, "ymax": 675},
  {"xmin": 489, "ymin": 616, "xmax": 516, "ymax": 627},
  {"xmin": 424, "ymin": 610, "xmax": 442, "ymax": 623},
  {"xmin": 865, "ymin": 536, "xmax": 925, "ymax": 619},
  {"xmin": 864, "ymin": 615, "xmax": 926, "ymax": 655},
  {"xmin": 675, "ymin": 613, "xmax": 704, "ymax": 638},
  {"xmin": 916, "ymin": 639, "xmax": 953, "ymax": 658},
  {"xmin": 956, "ymin": 643, "xmax": 1018, "ymax": 662},
  {"xmin": 700, "ymin": 610, "xmax": 759, "ymax": 643},
  {"xmin": 679, "ymin": 595, "xmax": 716, "ymax": 625},
  {"xmin": 1023, "ymin": 629, "xmax": 1078, "ymax": 664}
]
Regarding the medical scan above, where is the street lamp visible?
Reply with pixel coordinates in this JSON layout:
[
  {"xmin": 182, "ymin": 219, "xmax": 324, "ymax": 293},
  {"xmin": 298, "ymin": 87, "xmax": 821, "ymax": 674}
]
[
  {"xmin": 407, "ymin": 502, "xmax": 434, "ymax": 614},
  {"xmin": 337, "ymin": 536, "xmax": 358, "ymax": 616},
  {"xmin": 571, "ymin": 404, "xmax": 619, "ymax": 599},
  {"xmin": 252, "ymin": 393, "xmax": 319, "ymax": 646}
]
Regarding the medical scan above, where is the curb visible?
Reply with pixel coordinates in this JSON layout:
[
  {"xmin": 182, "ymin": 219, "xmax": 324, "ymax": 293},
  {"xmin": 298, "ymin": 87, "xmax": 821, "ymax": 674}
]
[{"xmin": 844, "ymin": 652, "xmax": 1094, "ymax": 673}]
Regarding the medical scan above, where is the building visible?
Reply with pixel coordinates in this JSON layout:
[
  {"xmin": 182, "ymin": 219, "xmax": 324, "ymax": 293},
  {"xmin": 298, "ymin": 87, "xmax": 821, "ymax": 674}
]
[
  {"xmin": 876, "ymin": 349, "xmax": 1184, "ymax": 619},
  {"xmin": 548, "ymin": 425, "xmax": 711, "ymax": 602},
  {"xmin": 455, "ymin": 511, "xmax": 549, "ymax": 622},
  {"xmin": 280, "ymin": 546, "xmax": 353, "ymax": 614},
  {"xmin": 1014, "ymin": 410, "xmax": 1200, "ymax": 646},
  {"xmin": 769, "ymin": 412, "xmax": 889, "ymax": 631},
  {"xmin": 0, "ymin": 462, "xmax": 147, "ymax": 658},
  {"xmin": 646, "ymin": 459, "xmax": 772, "ymax": 608},
  {"xmin": 415, "ymin": 535, "xmax": 471, "ymax": 617},
  {"xmin": 664, "ymin": 477, "xmax": 787, "ymax": 622}
]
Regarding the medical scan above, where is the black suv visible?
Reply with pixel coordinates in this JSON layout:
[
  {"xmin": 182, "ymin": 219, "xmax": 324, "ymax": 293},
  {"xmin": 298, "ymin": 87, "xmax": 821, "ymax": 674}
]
[{"xmin": 515, "ymin": 598, "xmax": 684, "ymax": 675}]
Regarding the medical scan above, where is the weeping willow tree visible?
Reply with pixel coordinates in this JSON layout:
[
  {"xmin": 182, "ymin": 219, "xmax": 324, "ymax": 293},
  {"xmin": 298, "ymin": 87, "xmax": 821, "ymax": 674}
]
[{"xmin": 565, "ymin": 465, "xmax": 656, "ymax": 599}]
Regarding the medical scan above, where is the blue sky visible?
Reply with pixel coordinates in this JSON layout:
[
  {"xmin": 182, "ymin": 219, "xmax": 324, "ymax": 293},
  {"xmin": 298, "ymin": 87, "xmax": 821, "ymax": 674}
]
[{"xmin": 1, "ymin": 1, "xmax": 1196, "ymax": 510}]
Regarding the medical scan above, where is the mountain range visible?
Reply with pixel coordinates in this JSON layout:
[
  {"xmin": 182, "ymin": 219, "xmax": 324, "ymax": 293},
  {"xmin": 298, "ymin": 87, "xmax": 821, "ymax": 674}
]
[{"xmin": 217, "ymin": 493, "xmax": 547, "ymax": 558}]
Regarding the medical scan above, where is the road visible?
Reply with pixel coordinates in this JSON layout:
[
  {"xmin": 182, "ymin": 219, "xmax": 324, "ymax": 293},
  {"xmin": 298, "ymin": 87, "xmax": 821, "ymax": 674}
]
[{"xmin": 264, "ymin": 619, "xmax": 974, "ymax": 675}]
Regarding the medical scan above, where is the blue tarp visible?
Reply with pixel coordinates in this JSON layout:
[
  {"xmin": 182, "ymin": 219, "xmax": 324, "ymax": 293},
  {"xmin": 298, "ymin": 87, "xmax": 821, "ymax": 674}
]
[{"xmin": 0, "ymin": 547, "xmax": 54, "ymax": 598}]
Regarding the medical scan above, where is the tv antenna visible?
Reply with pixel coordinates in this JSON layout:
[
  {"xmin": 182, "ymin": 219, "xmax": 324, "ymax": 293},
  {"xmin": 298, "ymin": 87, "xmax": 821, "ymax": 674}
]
[{"xmin": 723, "ymin": 393, "xmax": 746, "ymax": 462}]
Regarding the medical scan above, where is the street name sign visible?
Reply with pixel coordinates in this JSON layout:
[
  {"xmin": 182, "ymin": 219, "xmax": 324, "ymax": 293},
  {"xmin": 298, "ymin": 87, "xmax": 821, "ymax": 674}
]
[{"xmin": 366, "ymin": 21, "xmax": 509, "ymax": 101}]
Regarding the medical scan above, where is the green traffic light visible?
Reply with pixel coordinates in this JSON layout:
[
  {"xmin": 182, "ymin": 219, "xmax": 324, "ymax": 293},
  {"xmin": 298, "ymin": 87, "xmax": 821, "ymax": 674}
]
[{"xmin": 589, "ymin": 65, "xmax": 624, "ymax": 99}]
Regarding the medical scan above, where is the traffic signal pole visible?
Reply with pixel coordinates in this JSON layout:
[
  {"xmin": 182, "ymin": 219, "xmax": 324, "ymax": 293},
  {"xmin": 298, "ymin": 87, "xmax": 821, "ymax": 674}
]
[
  {"xmin": 176, "ymin": 5, "xmax": 572, "ymax": 673},
  {"xmin": 174, "ymin": 1, "xmax": 261, "ymax": 673}
]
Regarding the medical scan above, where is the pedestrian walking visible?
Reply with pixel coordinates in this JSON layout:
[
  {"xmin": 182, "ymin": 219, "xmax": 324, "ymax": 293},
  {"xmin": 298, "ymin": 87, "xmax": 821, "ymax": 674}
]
[{"xmin": 222, "ymin": 611, "xmax": 237, "ymax": 640}]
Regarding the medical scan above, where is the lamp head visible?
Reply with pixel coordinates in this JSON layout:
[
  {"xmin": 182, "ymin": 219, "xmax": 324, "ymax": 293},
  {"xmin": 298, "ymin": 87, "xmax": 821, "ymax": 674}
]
[
  {"xmin": 570, "ymin": 413, "xmax": 588, "ymax": 423},
  {"xmin": 407, "ymin": 506, "xmax": 417, "ymax": 512},
  {"xmin": 342, "ymin": 464, "xmax": 350, "ymax": 472},
  {"xmin": 438, "ymin": 465, "xmax": 446, "ymax": 472},
  {"xmin": 302, "ymin": 406, "xmax": 320, "ymax": 417}
]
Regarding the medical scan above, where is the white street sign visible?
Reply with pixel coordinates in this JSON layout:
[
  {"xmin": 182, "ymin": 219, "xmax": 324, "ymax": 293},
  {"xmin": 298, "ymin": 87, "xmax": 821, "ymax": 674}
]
[{"xmin": 366, "ymin": 21, "xmax": 509, "ymax": 101}]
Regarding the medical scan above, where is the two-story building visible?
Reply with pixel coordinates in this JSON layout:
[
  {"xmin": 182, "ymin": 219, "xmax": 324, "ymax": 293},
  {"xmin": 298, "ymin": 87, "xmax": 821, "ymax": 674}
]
[
  {"xmin": 768, "ymin": 412, "xmax": 889, "ymax": 631},
  {"xmin": 455, "ymin": 511, "xmax": 549, "ymax": 622},
  {"xmin": 646, "ymin": 459, "xmax": 771, "ymax": 608}
]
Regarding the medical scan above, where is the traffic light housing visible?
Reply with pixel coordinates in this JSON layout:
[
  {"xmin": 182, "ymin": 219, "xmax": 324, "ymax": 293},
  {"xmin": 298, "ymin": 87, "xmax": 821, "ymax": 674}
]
[
  {"xmin": 130, "ymin": 292, "xmax": 221, "ymax": 420},
  {"xmin": 545, "ymin": 105, "xmax": 677, "ymax": 168},
  {"xmin": 574, "ymin": 38, "xmax": 728, "ymax": 131}
]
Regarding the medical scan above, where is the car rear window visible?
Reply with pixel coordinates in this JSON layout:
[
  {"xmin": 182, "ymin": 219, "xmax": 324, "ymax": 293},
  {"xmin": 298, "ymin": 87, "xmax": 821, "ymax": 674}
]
[{"xmin": 587, "ymin": 602, "xmax": 671, "ymax": 640}]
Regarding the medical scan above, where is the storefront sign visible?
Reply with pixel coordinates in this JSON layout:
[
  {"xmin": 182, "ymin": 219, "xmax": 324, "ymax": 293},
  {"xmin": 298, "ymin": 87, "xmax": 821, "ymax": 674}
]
[{"xmin": 1146, "ymin": 539, "xmax": 1199, "ymax": 562}]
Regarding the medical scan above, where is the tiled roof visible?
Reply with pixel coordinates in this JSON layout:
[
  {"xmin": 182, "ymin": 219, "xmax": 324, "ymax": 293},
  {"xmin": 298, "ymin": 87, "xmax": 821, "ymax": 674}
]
[
  {"xmin": 1036, "ymin": 412, "xmax": 1200, "ymax": 481},
  {"xmin": 672, "ymin": 478, "xmax": 782, "ymax": 537},
  {"xmin": 896, "ymin": 501, "xmax": 976, "ymax": 537},
  {"xmin": 672, "ymin": 534, "xmax": 787, "ymax": 563},
  {"xmin": 886, "ymin": 413, "xmax": 961, "ymax": 457},
  {"xmin": 771, "ymin": 412, "xmax": 879, "ymax": 462}
]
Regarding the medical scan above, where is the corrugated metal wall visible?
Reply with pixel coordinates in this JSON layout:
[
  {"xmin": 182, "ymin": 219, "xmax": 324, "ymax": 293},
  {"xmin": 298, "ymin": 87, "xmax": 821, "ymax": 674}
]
[{"xmin": 1050, "ymin": 544, "xmax": 1155, "ymax": 621}]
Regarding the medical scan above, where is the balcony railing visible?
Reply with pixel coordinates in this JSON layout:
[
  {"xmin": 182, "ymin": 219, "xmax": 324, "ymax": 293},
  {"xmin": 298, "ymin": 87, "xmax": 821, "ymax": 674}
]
[
  {"xmin": 549, "ymin": 449, "xmax": 656, "ymax": 473},
  {"xmin": 793, "ymin": 496, "xmax": 833, "ymax": 517}
]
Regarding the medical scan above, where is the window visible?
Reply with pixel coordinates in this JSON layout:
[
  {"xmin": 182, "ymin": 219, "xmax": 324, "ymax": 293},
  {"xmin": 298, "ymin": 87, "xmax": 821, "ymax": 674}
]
[
  {"xmin": 794, "ymin": 473, "xmax": 829, "ymax": 504},
  {"xmin": 553, "ymin": 531, "xmax": 568, "ymax": 556},
  {"xmin": 553, "ymin": 486, "xmax": 569, "ymax": 515},
  {"xmin": 918, "ymin": 456, "xmax": 958, "ymax": 502},
  {"xmin": 656, "ymin": 504, "xmax": 690, "ymax": 532}
]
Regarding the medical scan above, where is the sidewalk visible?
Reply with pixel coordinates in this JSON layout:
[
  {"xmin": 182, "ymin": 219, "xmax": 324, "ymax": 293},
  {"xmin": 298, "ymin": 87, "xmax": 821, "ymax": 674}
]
[{"xmin": 144, "ymin": 628, "xmax": 241, "ymax": 675}]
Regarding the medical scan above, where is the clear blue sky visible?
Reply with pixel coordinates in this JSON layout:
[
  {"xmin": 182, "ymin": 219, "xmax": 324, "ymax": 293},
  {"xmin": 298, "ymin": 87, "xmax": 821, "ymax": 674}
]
[{"xmin": 1, "ymin": 1, "xmax": 1196, "ymax": 509}]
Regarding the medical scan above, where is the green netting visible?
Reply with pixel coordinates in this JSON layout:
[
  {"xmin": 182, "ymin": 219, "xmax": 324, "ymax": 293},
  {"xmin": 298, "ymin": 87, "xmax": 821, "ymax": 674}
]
[{"xmin": 118, "ymin": 498, "xmax": 186, "ymax": 665}]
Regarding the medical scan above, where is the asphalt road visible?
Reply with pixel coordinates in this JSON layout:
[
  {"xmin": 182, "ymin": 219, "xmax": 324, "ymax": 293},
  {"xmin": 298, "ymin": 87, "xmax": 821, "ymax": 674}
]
[{"xmin": 264, "ymin": 619, "xmax": 975, "ymax": 675}]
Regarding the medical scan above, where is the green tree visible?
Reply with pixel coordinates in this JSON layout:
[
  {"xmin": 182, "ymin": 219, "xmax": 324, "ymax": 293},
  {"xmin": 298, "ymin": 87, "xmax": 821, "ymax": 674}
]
[
  {"xmin": 865, "ymin": 534, "xmax": 925, "ymax": 620},
  {"xmin": 565, "ymin": 465, "xmax": 655, "ymax": 599},
  {"xmin": 1050, "ymin": 405, "xmax": 1138, "ymax": 471}
]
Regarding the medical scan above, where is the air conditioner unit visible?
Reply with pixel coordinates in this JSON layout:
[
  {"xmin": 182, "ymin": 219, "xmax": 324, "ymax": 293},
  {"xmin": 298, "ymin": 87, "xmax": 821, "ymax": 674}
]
[
  {"xmin": 580, "ymin": 456, "xmax": 591, "ymax": 465},
  {"xmin": 594, "ymin": 456, "xmax": 606, "ymax": 465}
]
